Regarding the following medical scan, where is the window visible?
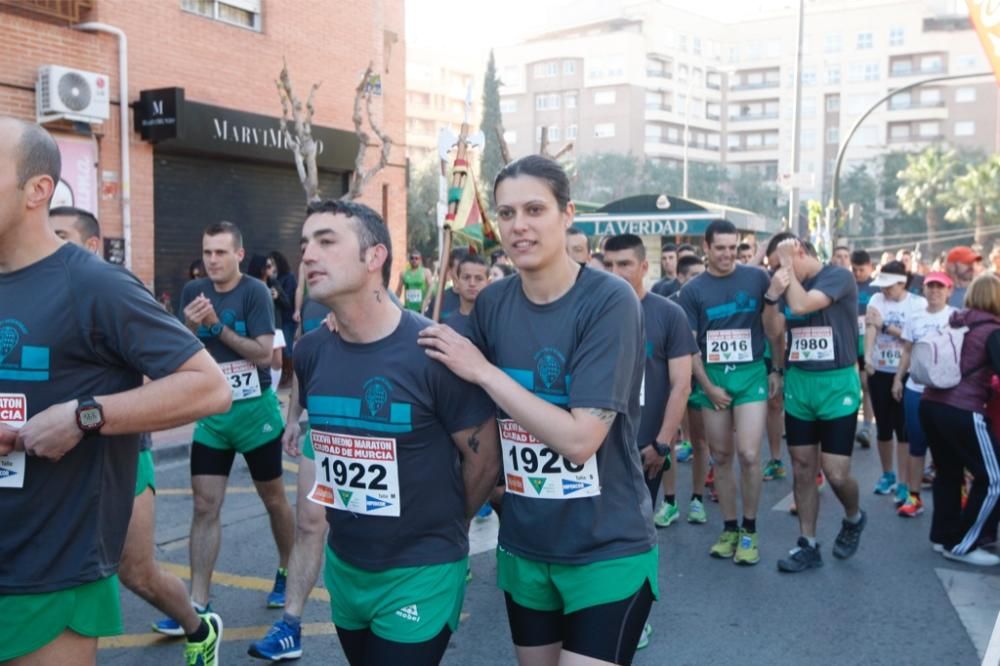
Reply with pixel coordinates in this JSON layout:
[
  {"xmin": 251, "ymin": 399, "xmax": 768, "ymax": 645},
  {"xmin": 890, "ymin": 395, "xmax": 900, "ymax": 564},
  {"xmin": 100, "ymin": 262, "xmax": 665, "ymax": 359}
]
[
  {"xmin": 678, "ymin": 64, "xmax": 689, "ymax": 81},
  {"xmin": 691, "ymin": 97, "xmax": 703, "ymax": 118},
  {"xmin": 594, "ymin": 122, "xmax": 616, "ymax": 138},
  {"xmin": 857, "ymin": 32, "xmax": 873, "ymax": 49},
  {"xmin": 764, "ymin": 131, "xmax": 779, "ymax": 146},
  {"xmin": 594, "ymin": 90, "xmax": 616, "ymax": 105},
  {"xmin": 745, "ymin": 133, "xmax": 762, "ymax": 148},
  {"xmin": 500, "ymin": 98, "xmax": 518, "ymax": 113},
  {"xmin": 801, "ymin": 97, "xmax": 816, "ymax": 118},
  {"xmin": 727, "ymin": 134, "xmax": 740, "ymax": 149},
  {"xmin": 503, "ymin": 130, "xmax": 517, "ymax": 145},
  {"xmin": 707, "ymin": 72, "xmax": 722, "ymax": 89},
  {"xmin": 667, "ymin": 126, "xmax": 680, "ymax": 143},
  {"xmin": 955, "ymin": 121, "xmax": 975, "ymax": 136},
  {"xmin": 891, "ymin": 59, "xmax": 913, "ymax": 76},
  {"xmin": 958, "ymin": 54, "xmax": 979, "ymax": 71},
  {"xmin": 646, "ymin": 57, "xmax": 669, "ymax": 77},
  {"xmin": 746, "ymin": 71, "xmax": 764, "ymax": 87},
  {"xmin": 566, "ymin": 124, "xmax": 578, "ymax": 140},
  {"xmin": 646, "ymin": 91, "xmax": 666, "ymax": 110},
  {"xmin": 956, "ymin": 87, "xmax": 976, "ymax": 103},
  {"xmin": 800, "ymin": 129, "xmax": 816, "ymax": 149},
  {"xmin": 693, "ymin": 36, "xmax": 702, "ymax": 55},
  {"xmin": 920, "ymin": 55, "xmax": 943, "ymax": 73},
  {"xmin": 565, "ymin": 93, "xmax": 577, "ymax": 109},
  {"xmin": 826, "ymin": 66, "xmax": 841, "ymax": 85},
  {"xmin": 889, "ymin": 123, "xmax": 910, "ymax": 140},
  {"xmin": 920, "ymin": 88, "xmax": 942, "ymax": 106},
  {"xmin": 918, "ymin": 121, "xmax": 940, "ymax": 137},
  {"xmin": 729, "ymin": 46, "xmax": 741, "ymax": 63},
  {"xmin": 864, "ymin": 63, "xmax": 879, "ymax": 81},
  {"xmin": 801, "ymin": 68, "xmax": 817, "ymax": 86},
  {"xmin": 182, "ymin": 0, "xmax": 262, "ymax": 30},
  {"xmin": 890, "ymin": 91, "xmax": 911, "ymax": 109},
  {"xmin": 707, "ymin": 102, "xmax": 721, "ymax": 119},
  {"xmin": 824, "ymin": 32, "xmax": 842, "ymax": 53},
  {"xmin": 548, "ymin": 125, "xmax": 561, "ymax": 141},
  {"xmin": 678, "ymin": 34, "xmax": 688, "ymax": 52},
  {"xmin": 707, "ymin": 133, "xmax": 721, "ymax": 149},
  {"xmin": 533, "ymin": 62, "xmax": 559, "ymax": 78},
  {"xmin": 827, "ymin": 127, "xmax": 840, "ymax": 144},
  {"xmin": 889, "ymin": 26, "xmax": 904, "ymax": 46},
  {"xmin": 563, "ymin": 60, "xmax": 576, "ymax": 75},
  {"xmin": 535, "ymin": 93, "xmax": 560, "ymax": 110},
  {"xmin": 826, "ymin": 95, "xmax": 840, "ymax": 112},
  {"xmin": 645, "ymin": 123, "xmax": 663, "ymax": 139}
]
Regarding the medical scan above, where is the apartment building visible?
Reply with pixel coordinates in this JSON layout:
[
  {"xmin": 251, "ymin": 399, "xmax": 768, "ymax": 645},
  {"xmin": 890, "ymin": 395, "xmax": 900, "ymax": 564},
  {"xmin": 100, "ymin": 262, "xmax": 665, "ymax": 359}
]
[
  {"xmin": 405, "ymin": 46, "xmax": 481, "ymax": 165},
  {"xmin": 495, "ymin": 0, "xmax": 997, "ymax": 207}
]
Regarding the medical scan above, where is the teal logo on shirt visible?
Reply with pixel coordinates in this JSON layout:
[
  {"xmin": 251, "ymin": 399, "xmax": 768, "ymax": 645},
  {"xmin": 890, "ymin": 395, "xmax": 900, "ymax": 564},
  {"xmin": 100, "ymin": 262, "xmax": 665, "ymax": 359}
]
[
  {"xmin": 705, "ymin": 291, "xmax": 759, "ymax": 321},
  {"xmin": 0, "ymin": 319, "xmax": 49, "ymax": 381},
  {"xmin": 535, "ymin": 348, "xmax": 565, "ymax": 390},
  {"xmin": 783, "ymin": 306, "xmax": 807, "ymax": 322},
  {"xmin": 363, "ymin": 377, "xmax": 393, "ymax": 417}
]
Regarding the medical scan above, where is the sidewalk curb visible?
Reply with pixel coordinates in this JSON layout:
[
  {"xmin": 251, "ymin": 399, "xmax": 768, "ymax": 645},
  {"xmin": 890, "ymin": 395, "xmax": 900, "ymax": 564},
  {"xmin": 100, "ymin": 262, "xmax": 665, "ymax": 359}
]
[{"xmin": 152, "ymin": 442, "xmax": 191, "ymax": 466}]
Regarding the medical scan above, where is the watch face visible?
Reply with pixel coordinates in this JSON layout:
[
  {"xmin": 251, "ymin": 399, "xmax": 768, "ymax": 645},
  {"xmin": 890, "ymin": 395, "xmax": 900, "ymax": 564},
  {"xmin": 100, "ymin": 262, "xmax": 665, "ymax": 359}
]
[{"xmin": 79, "ymin": 407, "xmax": 103, "ymax": 429}]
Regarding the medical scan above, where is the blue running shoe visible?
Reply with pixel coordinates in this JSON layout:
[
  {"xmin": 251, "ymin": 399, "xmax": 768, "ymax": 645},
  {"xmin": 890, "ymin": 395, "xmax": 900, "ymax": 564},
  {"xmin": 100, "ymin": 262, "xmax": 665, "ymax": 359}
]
[
  {"xmin": 675, "ymin": 441, "xmax": 693, "ymax": 463},
  {"xmin": 475, "ymin": 503, "xmax": 493, "ymax": 521},
  {"xmin": 248, "ymin": 619, "xmax": 302, "ymax": 661},
  {"xmin": 873, "ymin": 472, "xmax": 896, "ymax": 495},
  {"xmin": 267, "ymin": 568, "xmax": 288, "ymax": 609},
  {"xmin": 154, "ymin": 603, "xmax": 211, "ymax": 636}
]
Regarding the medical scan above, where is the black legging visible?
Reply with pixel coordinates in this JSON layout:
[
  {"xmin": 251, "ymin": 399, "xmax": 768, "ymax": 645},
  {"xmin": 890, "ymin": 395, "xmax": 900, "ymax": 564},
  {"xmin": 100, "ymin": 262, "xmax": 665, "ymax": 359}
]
[
  {"xmin": 868, "ymin": 371, "xmax": 907, "ymax": 442},
  {"xmin": 336, "ymin": 626, "xmax": 452, "ymax": 666}
]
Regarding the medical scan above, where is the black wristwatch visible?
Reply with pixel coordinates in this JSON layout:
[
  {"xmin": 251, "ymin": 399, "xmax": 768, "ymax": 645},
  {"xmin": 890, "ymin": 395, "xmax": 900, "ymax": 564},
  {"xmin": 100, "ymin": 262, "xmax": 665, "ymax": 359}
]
[
  {"xmin": 75, "ymin": 397, "xmax": 105, "ymax": 438},
  {"xmin": 652, "ymin": 441, "xmax": 671, "ymax": 457},
  {"xmin": 770, "ymin": 367, "xmax": 784, "ymax": 376},
  {"xmin": 881, "ymin": 323, "xmax": 890, "ymax": 335},
  {"xmin": 763, "ymin": 293, "xmax": 780, "ymax": 306}
]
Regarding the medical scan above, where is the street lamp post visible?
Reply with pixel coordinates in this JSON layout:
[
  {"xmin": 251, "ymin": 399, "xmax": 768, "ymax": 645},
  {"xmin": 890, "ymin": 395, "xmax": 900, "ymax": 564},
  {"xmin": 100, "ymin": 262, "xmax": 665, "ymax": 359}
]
[{"xmin": 826, "ymin": 70, "xmax": 995, "ymax": 229}]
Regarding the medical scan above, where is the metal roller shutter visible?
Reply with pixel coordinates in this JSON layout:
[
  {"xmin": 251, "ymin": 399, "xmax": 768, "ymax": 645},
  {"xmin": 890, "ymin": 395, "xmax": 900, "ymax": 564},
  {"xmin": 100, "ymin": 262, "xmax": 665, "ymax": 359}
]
[{"xmin": 153, "ymin": 152, "xmax": 346, "ymax": 312}]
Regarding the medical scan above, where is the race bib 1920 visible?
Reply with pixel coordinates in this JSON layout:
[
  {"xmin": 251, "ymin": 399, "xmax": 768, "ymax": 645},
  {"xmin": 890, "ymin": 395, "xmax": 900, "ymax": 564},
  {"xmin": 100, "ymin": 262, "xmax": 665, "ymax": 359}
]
[
  {"xmin": 789, "ymin": 326, "xmax": 835, "ymax": 363},
  {"xmin": 308, "ymin": 430, "xmax": 400, "ymax": 516},
  {"xmin": 0, "ymin": 393, "xmax": 27, "ymax": 489},
  {"xmin": 499, "ymin": 419, "xmax": 600, "ymax": 500},
  {"xmin": 219, "ymin": 359, "xmax": 262, "ymax": 401},
  {"xmin": 706, "ymin": 329, "xmax": 753, "ymax": 364}
]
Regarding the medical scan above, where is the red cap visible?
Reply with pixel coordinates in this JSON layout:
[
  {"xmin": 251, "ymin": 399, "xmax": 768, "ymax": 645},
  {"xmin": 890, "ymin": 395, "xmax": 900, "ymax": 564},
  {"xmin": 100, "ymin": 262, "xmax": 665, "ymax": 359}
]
[
  {"xmin": 923, "ymin": 271, "xmax": 953, "ymax": 288},
  {"xmin": 947, "ymin": 246, "xmax": 981, "ymax": 265}
]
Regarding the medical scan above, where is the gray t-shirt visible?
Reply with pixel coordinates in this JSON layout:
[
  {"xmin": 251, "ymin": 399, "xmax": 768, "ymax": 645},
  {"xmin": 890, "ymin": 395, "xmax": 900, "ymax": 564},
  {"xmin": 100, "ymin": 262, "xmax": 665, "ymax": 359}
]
[
  {"xmin": 469, "ymin": 267, "xmax": 655, "ymax": 565},
  {"xmin": 638, "ymin": 293, "xmax": 698, "ymax": 447},
  {"xmin": 651, "ymin": 277, "xmax": 679, "ymax": 299},
  {"xmin": 0, "ymin": 244, "xmax": 203, "ymax": 594},
  {"xmin": 425, "ymin": 288, "xmax": 460, "ymax": 321},
  {"xmin": 443, "ymin": 310, "xmax": 471, "ymax": 337},
  {"xmin": 294, "ymin": 310, "xmax": 494, "ymax": 571},
  {"xmin": 781, "ymin": 265, "xmax": 858, "ymax": 371},
  {"xmin": 181, "ymin": 276, "xmax": 275, "ymax": 392},
  {"xmin": 677, "ymin": 264, "xmax": 771, "ymax": 364},
  {"xmin": 301, "ymin": 297, "xmax": 331, "ymax": 335}
]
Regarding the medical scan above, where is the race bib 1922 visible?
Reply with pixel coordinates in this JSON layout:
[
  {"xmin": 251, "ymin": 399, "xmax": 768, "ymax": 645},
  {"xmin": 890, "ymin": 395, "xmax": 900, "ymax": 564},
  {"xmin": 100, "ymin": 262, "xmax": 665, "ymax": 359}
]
[
  {"xmin": 308, "ymin": 430, "xmax": 400, "ymax": 516},
  {"xmin": 499, "ymin": 419, "xmax": 600, "ymax": 500}
]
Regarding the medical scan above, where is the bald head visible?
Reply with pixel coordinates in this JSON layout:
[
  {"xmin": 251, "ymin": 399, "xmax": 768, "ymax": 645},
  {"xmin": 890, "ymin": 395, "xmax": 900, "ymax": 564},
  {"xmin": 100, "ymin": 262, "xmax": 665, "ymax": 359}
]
[{"xmin": 1, "ymin": 117, "xmax": 61, "ymax": 195}]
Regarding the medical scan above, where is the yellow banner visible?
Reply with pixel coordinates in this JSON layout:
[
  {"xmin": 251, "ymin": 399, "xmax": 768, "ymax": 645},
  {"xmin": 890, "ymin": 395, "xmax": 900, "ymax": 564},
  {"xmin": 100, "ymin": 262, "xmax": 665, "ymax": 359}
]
[{"xmin": 967, "ymin": 0, "xmax": 1000, "ymax": 86}]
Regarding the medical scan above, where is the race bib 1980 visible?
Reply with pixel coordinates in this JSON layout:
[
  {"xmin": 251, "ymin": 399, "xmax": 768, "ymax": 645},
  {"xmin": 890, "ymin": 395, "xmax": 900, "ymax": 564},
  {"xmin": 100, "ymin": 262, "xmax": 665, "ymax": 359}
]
[
  {"xmin": 0, "ymin": 393, "xmax": 27, "ymax": 489},
  {"xmin": 405, "ymin": 289, "xmax": 422, "ymax": 304},
  {"xmin": 789, "ymin": 326, "xmax": 835, "ymax": 362},
  {"xmin": 706, "ymin": 329, "xmax": 753, "ymax": 363},
  {"xmin": 219, "ymin": 359, "xmax": 262, "ymax": 401},
  {"xmin": 499, "ymin": 419, "xmax": 600, "ymax": 499},
  {"xmin": 308, "ymin": 430, "xmax": 400, "ymax": 516}
]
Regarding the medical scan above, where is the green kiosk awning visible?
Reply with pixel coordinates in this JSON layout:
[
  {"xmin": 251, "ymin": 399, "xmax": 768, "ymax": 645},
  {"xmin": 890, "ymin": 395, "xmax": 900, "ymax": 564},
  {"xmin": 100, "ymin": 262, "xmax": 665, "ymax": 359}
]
[{"xmin": 573, "ymin": 194, "xmax": 777, "ymax": 238}]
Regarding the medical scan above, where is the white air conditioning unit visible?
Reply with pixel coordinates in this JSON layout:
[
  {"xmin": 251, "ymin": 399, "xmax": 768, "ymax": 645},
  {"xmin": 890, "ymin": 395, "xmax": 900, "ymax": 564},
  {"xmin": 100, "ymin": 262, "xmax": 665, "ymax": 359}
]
[{"xmin": 36, "ymin": 65, "xmax": 110, "ymax": 124}]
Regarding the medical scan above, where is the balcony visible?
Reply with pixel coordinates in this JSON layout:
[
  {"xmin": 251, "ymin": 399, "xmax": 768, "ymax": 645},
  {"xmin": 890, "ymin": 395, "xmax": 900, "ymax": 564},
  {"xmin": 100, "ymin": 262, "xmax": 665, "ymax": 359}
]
[
  {"xmin": 730, "ymin": 80, "xmax": 780, "ymax": 91},
  {"xmin": 646, "ymin": 69, "xmax": 673, "ymax": 79},
  {"xmin": 890, "ymin": 63, "xmax": 946, "ymax": 78},
  {"xmin": 645, "ymin": 104, "xmax": 673, "ymax": 113},
  {"xmin": 888, "ymin": 99, "xmax": 946, "ymax": 111},
  {"xmin": 729, "ymin": 112, "xmax": 780, "ymax": 122},
  {"xmin": 0, "ymin": 0, "xmax": 94, "ymax": 22}
]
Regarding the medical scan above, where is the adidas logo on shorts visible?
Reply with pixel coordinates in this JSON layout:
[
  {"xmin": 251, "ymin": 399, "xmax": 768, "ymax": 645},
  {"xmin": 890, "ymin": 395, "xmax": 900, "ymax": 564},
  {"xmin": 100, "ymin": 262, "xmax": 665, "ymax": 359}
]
[
  {"xmin": 395, "ymin": 604, "xmax": 420, "ymax": 622},
  {"xmin": 842, "ymin": 396, "xmax": 853, "ymax": 406},
  {"xmin": 262, "ymin": 423, "xmax": 274, "ymax": 434}
]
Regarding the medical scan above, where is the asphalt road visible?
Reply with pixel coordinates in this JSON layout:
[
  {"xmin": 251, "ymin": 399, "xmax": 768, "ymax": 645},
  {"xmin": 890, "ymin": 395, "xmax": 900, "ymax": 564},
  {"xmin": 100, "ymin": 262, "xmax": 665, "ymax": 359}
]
[{"xmin": 102, "ymin": 440, "xmax": 997, "ymax": 665}]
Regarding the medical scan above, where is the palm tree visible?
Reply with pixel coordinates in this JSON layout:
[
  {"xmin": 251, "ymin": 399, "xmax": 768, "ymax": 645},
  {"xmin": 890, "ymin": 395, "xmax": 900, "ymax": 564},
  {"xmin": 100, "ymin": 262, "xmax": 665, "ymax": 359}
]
[
  {"xmin": 896, "ymin": 147, "xmax": 960, "ymax": 254},
  {"xmin": 945, "ymin": 155, "xmax": 1000, "ymax": 246}
]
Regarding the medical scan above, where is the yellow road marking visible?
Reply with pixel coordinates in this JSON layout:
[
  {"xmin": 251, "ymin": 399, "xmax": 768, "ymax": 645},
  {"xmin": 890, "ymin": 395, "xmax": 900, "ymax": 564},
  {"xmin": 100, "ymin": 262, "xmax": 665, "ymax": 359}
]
[
  {"xmin": 157, "ymin": 485, "xmax": 297, "ymax": 496},
  {"xmin": 99, "ymin": 622, "xmax": 337, "ymax": 649},
  {"xmin": 156, "ymin": 562, "xmax": 331, "ymax": 602}
]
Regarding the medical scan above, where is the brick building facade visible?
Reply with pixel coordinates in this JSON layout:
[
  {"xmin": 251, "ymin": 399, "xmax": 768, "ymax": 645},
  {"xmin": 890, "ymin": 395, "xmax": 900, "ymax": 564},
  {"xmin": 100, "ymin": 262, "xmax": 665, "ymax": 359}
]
[{"xmin": 0, "ymin": 0, "xmax": 406, "ymax": 306}]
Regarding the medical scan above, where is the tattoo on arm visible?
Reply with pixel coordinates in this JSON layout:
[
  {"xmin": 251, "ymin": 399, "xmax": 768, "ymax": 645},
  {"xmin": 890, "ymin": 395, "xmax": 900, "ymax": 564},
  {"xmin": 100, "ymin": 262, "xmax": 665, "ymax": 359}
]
[
  {"xmin": 374, "ymin": 289, "xmax": 382, "ymax": 303},
  {"xmin": 466, "ymin": 424, "xmax": 482, "ymax": 454},
  {"xmin": 586, "ymin": 408, "xmax": 616, "ymax": 426}
]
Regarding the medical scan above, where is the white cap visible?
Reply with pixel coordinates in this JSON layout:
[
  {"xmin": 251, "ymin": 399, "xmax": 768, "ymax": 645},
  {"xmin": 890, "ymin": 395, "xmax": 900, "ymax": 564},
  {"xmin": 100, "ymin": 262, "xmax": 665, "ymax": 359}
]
[{"xmin": 871, "ymin": 272, "xmax": 906, "ymax": 288}]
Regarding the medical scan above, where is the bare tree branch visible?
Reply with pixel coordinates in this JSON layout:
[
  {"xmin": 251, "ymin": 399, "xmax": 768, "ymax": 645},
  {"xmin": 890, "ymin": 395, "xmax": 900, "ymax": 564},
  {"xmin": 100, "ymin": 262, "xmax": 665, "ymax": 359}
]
[
  {"xmin": 551, "ymin": 142, "xmax": 574, "ymax": 161},
  {"xmin": 495, "ymin": 126, "xmax": 512, "ymax": 164},
  {"xmin": 343, "ymin": 61, "xmax": 393, "ymax": 201},
  {"xmin": 538, "ymin": 125, "xmax": 549, "ymax": 157},
  {"xmin": 276, "ymin": 57, "xmax": 322, "ymax": 203}
]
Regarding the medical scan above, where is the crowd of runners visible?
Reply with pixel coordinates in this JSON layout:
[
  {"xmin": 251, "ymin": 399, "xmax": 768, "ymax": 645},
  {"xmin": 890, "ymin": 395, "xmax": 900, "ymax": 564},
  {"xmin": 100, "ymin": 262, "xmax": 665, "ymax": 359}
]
[{"xmin": 2, "ymin": 117, "xmax": 999, "ymax": 666}]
